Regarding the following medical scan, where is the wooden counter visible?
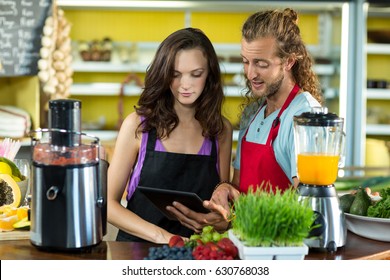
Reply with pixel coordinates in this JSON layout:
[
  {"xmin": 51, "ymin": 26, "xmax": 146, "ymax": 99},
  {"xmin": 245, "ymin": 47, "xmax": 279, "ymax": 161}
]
[{"xmin": 0, "ymin": 232, "xmax": 389, "ymax": 260}]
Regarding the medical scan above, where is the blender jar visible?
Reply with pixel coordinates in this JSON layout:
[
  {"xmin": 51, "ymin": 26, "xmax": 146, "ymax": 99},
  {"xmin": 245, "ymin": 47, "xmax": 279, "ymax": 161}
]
[{"xmin": 293, "ymin": 107, "xmax": 345, "ymax": 186}]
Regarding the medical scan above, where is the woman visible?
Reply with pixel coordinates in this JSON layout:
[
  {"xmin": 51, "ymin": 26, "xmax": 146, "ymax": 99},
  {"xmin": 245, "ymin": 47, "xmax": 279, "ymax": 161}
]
[{"xmin": 107, "ymin": 28, "xmax": 232, "ymax": 243}]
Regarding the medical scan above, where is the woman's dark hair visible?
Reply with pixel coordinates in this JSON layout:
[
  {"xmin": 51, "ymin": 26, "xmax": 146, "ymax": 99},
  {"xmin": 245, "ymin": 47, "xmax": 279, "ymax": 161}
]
[{"xmin": 135, "ymin": 27, "xmax": 225, "ymax": 139}]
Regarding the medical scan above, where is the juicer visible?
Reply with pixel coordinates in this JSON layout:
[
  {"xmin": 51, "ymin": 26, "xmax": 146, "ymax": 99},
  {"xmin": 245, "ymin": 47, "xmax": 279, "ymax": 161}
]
[
  {"xmin": 30, "ymin": 99, "xmax": 107, "ymax": 251},
  {"xmin": 293, "ymin": 107, "xmax": 347, "ymax": 252}
]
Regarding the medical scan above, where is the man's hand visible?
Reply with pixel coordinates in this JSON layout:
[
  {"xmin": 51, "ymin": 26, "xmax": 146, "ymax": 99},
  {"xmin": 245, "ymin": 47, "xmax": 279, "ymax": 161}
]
[
  {"xmin": 166, "ymin": 202, "xmax": 229, "ymax": 233},
  {"xmin": 204, "ymin": 183, "xmax": 240, "ymax": 220}
]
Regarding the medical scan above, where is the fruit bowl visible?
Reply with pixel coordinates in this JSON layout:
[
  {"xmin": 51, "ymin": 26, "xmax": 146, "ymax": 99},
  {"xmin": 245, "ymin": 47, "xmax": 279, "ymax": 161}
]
[{"xmin": 344, "ymin": 213, "xmax": 390, "ymax": 242}]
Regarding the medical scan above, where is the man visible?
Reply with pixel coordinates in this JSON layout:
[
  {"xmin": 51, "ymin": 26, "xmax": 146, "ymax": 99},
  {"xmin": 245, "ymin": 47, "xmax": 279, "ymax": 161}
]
[
  {"xmin": 170, "ymin": 8, "xmax": 323, "ymax": 226},
  {"xmin": 206, "ymin": 8, "xmax": 323, "ymax": 219}
]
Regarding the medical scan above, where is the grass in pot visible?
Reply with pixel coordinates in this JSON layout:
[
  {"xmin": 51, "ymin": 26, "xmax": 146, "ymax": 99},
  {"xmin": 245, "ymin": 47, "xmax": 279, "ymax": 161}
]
[{"xmin": 229, "ymin": 185, "xmax": 316, "ymax": 259}]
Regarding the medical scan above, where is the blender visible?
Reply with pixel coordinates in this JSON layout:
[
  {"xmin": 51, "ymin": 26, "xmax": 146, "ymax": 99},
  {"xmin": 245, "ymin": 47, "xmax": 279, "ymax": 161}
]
[
  {"xmin": 293, "ymin": 107, "xmax": 347, "ymax": 252},
  {"xmin": 30, "ymin": 99, "xmax": 107, "ymax": 251}
]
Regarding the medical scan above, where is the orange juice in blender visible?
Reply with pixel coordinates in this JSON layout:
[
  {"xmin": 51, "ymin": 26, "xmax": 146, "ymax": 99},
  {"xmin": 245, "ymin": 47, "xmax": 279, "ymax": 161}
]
[
  {"xmin": 297, "ymin": 153, "xmax": 340, "ymax": 185},
  {"xmin": 293, "ymin": 107, "xmax": 347, "ymax": 251}
]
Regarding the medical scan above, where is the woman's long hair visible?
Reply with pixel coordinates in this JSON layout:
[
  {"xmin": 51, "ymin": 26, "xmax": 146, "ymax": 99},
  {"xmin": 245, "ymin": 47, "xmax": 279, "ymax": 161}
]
[{"xmin": 135, "ymin": 27, "xmax": 225, "ymax": 139}]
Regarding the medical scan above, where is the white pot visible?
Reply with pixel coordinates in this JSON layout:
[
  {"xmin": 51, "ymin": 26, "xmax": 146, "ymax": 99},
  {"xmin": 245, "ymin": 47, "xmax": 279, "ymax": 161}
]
[{"xmin": 228, "ymin": 230, "xmax": 309, "ymax": 260}]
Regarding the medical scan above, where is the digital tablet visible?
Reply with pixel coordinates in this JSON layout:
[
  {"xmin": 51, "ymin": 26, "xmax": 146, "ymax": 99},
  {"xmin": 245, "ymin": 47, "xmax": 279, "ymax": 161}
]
[{"xmin": 137, "ymin": 186, "xmax": 210, "ymax": 221}]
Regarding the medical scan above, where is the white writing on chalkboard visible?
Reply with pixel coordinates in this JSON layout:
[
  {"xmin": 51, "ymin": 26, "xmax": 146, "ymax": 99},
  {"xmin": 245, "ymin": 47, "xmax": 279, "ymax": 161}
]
[
  {"xmin": 20, "ymin": 16, "xmax": 36, "ymax": 27},
  {"xmin": 22, "ymin": 0, "xmax": 33, "ymax": 6},
  {"xmin": 0, "ymin": 17, "xmax": 16, "ymax": 28},
  {"xmin": 22, "ymin": 8, "xmax": 33, "ymax": 17},
  {"xmin": 0, "ymin": 0, "xmax": 52, "ymax": 76}
]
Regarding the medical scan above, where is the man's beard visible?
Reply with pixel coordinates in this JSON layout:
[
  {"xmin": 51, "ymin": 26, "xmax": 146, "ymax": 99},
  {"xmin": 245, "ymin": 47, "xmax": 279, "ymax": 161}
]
[{"xmin": 264, "ymin": 72, "xmax": 284, "ymax": 99}]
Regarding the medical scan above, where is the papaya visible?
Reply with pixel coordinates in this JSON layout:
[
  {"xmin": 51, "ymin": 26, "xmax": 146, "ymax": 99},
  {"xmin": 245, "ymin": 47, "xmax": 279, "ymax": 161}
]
[
  {"xmin": 349, "ymin": 187, "xmax": 371, "ymax": 216},
  {"xmin": 0, "ymin": 174, "xmax": 21, "ymax": 208},
  {"xmin": 0, "ymin": 205, "xmax": 17, "ymax": 216}
]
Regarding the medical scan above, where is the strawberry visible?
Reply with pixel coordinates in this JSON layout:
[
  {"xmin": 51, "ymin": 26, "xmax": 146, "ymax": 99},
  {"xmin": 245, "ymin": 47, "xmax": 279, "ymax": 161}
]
[
  {"xmin": 217, "ymin": 238, "xmax": 238, "ymax": 258},
  {"xmin": 205, "ymin": 241, "xmax": 220, "ymax": 251},
  {"xmin": 168, "ymin": 235, "xmax": 185, "ymax": 247}
]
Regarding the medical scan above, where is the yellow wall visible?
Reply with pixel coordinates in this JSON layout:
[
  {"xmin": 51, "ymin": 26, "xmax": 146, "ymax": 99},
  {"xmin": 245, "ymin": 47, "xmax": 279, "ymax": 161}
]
[
  {"xmin": 66, "ymin": 11, "xmax": 186, "ymax": 42},
  {"xmin": 367, "ymin": 17, "xmax": 390, "ymax": 80},
  {"xmin": 65, "ymin": 9, "xmax": 321, "ymax": 130},
  {"xmin": 0, "ymin": 76, "xmax": 40, "ymax": 130}
]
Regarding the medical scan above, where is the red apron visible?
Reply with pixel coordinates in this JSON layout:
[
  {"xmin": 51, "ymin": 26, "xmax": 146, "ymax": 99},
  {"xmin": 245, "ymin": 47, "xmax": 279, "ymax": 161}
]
[{"xmin": 239, "ymin": 84, "xmax": 300, "ymax": 193}]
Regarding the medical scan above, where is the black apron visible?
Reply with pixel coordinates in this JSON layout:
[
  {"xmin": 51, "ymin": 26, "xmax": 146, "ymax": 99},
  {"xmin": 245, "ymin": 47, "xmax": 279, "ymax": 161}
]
[{"xmin": 117, "ymin": 128, "xmax": 220, "ymax": 242}]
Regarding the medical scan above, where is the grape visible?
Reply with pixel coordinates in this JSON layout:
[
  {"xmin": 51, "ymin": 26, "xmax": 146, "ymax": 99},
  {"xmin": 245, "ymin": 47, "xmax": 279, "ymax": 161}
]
[
  {"xmin": 189, "ymin": 234, "xmax": 201, "ymax": 241},
  {"xmin": 200, "ymin": 232, "xmax": 212, "ymax": 243},
  {"xmin": 202, "ymin": 225, "xmax": 213, "ymax": 234},
  {"xmin": 188, "ymin": 225, "xmax": 229, "ymax": 247},
  {"xmin": 212, "ymin": 231, "xmax": 221, "ymax": 241}
]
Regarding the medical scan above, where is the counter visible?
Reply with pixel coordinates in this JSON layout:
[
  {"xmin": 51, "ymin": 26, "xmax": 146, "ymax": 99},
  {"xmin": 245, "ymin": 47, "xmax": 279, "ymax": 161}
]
[{"xmin": 0, "ymin": 232, "xmax": 389, "ymax": 260}]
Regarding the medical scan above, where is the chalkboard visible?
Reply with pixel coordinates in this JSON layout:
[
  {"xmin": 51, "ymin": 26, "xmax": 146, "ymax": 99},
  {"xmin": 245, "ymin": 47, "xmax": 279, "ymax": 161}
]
[{"xmin": 0, "ymin": 0, "xmax": 52, "ymax": 77}]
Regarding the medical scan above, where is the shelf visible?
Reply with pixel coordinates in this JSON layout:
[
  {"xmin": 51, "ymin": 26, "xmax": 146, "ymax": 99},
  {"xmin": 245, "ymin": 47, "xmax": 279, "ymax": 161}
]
[
  {"xmin": 367, "ymin": 43, "xmax": 390, "ymax": 55},
  {"xmin": 366, "ymin": 124, "xmax": 390, "ymax": 136},
  {"xmin": 368, "ymin": 5, "xmax": 390, "ymax": 18},
  {"xmin": 72, "ymin": 61, "xmax": 147, "ymax": 73},
  {"xmin": 80, "ymin": 129, "xmax": 240, "ymax": 143},
  {"xmin": 367, "ymin": 89, "xmax": 390, "ymax": 99},
  {"xmin": 83, "ymin": 130, "xmax": 118, "ymax": 142},
  {"xmin": 224, "ymin": 86, "xmax": 243, "ymax": 97},
  {"xmin": 70, "ymin": 83, "xmax": 338, "ymax": 99},
  {"xmin": 71, "ymin": 40, "xmax": 337, "ymax": 75},
  {"xmin": 323, "ymin": 88, "xmax": 338, "ymax": 99},
  {"xmin": 365, "ymin": 23, "xmax": 390, "ymax": 138},
  {"xmin": 58, "ymin": 0, "xmax": 343, "ymax": 12},
  {"xmin": 72, "ymin": 61, "xmax": 335, "ymax": 75},
  {"xmin": 71, "ymin": 61, "xmax": 244, "ymax": 75},
  {"xmin": 70, "ymin": 83, "xmax": 140, "ymax": 96},
  {"xmin": 70, "ymin": 83, "xmax": 245, "ymax": 97},
  {"xmin": 233, "ymin": 130, "xmax": 239, "ymax": 142}
]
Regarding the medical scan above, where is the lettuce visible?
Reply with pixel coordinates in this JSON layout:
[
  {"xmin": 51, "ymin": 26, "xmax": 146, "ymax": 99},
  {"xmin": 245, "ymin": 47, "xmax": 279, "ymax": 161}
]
[{"xmin": 367, "ymin": 187, "xmax": 390, "ymax": 218}]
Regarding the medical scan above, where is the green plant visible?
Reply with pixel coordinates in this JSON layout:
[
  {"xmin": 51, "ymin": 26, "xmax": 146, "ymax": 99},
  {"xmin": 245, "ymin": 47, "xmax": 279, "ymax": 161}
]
[{"xmin": 231, "ymin": 187, "xmax": 315, "ymax": 247}]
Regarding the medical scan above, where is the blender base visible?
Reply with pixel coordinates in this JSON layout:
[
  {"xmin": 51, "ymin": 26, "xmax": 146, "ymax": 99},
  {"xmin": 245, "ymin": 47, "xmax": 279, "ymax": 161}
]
[
  {"xmin": 303, "ymin": 238, "xmax": 339, "ymax": 253},
  {"xmin": 298, "ymin": 184, "xmax": 347, "ymax": 252}
]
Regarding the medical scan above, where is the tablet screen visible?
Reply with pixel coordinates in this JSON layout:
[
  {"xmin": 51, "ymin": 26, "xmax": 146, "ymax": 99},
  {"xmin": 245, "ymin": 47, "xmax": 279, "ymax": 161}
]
[{"xmin": 137, "ymin": 186, "xmax": 210, "ymax": 220}]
